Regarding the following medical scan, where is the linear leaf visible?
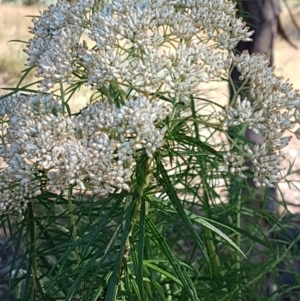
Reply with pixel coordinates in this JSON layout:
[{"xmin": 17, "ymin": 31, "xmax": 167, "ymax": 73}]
[
  {"xmin": 146, "ymin": 217, "xmax": 198, "ymax": 301},
  {"xmin": 154, "ymin": 157, "xmax": 211, "ymax": 271}
]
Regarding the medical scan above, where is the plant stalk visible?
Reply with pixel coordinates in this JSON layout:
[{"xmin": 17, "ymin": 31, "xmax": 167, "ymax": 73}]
[
  {"xmin": 190, "ymin": 96, "xmax": 222, "ymax": 275},
  {"xmin": 67, "ymin": 187, "xmax": 80, "ymax": 266}
]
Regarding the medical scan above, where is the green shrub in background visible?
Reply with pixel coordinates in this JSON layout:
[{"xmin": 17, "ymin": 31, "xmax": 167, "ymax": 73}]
[{"xmin": 0, "ymin": 0, "xmax": 300, "ymax": 300}]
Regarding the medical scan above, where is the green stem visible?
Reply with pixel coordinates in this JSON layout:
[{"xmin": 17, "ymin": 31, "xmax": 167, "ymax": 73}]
[
  {"xmin": 31, "ymin": 242, "xmax": 38, "ymax": 300},
  {"xmin": 28, "ymin": 201, "xmax": 38, "ymax": 300},
  {"xmin": 126, "ymin": 156, "xmax": 152, "ymax": 299},
  {"xmin": 236, "ymin": 188, "xmax": 242, "ymax": 300},
  {"xmin": 130, "ymin": 157, "xmax": 152, "ymax": 234},
  {"xmin": 59, "ymin": 82, "xmax": 72, "ymax": 116},
  {"xmin": 143, "ymin": 200, "xmax": 153, "ymax": 300},
  {"xmin": 60, "ymin": 82, "xmax": 65, "ymax": 115},
  {"xmin": 190, "ymin": 96, "xmax": 221, "ymax": 275},
  {"xmin": 67, "ymin": 187, "xmax": 80, "ymax": 266},
  {"xmin": 228, "ymin": 67, "xmax": 249, "ymax": 106},
  {"xmin": 202, "ymin": 181, "xmax": 222, "ymax": 274}
]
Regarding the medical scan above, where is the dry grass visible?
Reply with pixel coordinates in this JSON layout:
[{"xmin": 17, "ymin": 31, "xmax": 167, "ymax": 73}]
[
  {"xmin": 0, "ymin": 4, "xmax": 41, "ymax": 89},
  {"xmin": 0, "ymin": 3, "xmax": 90, "ymax": 111}
]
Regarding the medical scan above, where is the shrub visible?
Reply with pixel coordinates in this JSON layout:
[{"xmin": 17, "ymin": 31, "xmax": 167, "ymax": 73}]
[{"xmin": 0, "ymin": 0, "xmax": 300, "ymax": 300}]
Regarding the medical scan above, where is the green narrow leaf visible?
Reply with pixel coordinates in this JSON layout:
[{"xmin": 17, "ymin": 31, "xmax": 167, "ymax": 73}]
[
  {"xmin": 176, "ymin": 133, "xmax": 222, "ymax": 158},
  {"xmin": 144, "ymin": 261, "xmax": 182, "ymax": 286},
  {"xmin": 154, "ymin": 157, "xmax": 211, "ymax": 272},
  {"xmin": 151, "ymin": 197, "xmax": 246, "ymax": 258},
  {"xmin": 104, "ymin": 201, "xmax": 136, "ymax": 301},
  {"xmin": 22, "ymin": 204, "xmax": 34, "ymax": 301},
  {"xmin": 182, "ymin": 212, "xmax": 245, "ymax": 258},
  {"xmin": 44, "ymin": 198, "xmax": 122, "ymax": 296},
  {"xmin": 129, "ymin": 236, "xmax": 143, "ymax": 301},
  {"xmin": 123, "ymin": 262, "xmax": 134, "ymax": 301},
  {"xmin": 89, "ymin": 228, "xmax": 122, "ymax": 300},
  {"xmin": 16, "ymin": 66, "xmax": 35, "ymax": 89},
  {"xmin": 143, "ymin": 266, "xmax": 168, "ymax": 301},
  {"xmin": 65, "ymin": 200, "xmax": 122, "ymax": 299},
  {"xmin": 146, "ymin": 217, "xmax": 199, "ymax": 301},
  {"xmin": 137, "ymin": 197, "xmax": 146, "ymax": 299},
  {"xmin": 0, "ymin": 86, "xmax": 41, "ymax": 98},
  {"xmin": 130, "ymin": 279, "xmax": 143, "ymax": 300},
  {"xmin": 8, "ymin": 39, "xmax": 28, "ymax": 44},
  {"xmin": 83, "ymin": 197, "xmax": 123, "ymax": 257}
]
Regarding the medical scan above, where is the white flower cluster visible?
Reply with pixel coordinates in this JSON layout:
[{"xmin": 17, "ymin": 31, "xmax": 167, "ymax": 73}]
[
  {"xmin": 229, "ymin": 52, "xmax": 299, "ymax": 142},
  {"xmin": 176, "ymin": 0, "xmax": 253, "ymax": 49},
  {"xmin": 220, "ymin": 152, "xmax": 249, "ymax": 179},
  {"xmin": 222, "ymin": 96, "xmax": 262, "ymax": 129},
  {"xmin": 244, "ymin": 144, "xmax": 284, "ymax": 188},
  {"xmin": 24, "ymin": 0, "xmax": 95, "ymax": 91},
  {"xmin": 83, "ymin": 0, "xmax": 248, "ymax": 100},
  {"xmin": 115, "ymin": 98, "xmax": 169, "ymax": 159},
  {"xmin": 221, "ymin": 51, "xmax": 300, "ymax": 187},
  {"xmin": 25, "ymin": 0, "xmax": 251, "ymax": 101},
  {"xmin": 0, "ymin": 93, "xmax": 62, "ymax": 213},
  {"xmin": 0, "ymin": 93, "xmax": 168, "ymax": 213}
]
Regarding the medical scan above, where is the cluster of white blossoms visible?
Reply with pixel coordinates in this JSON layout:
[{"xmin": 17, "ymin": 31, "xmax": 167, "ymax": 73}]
[
  {"xmin": 24, "ymin": 0, "xmax": 251, "ymax": 99},
  {"xmin": 0, "ymin": 93, "xmax": 62, "ymax": 212},
  {"xmin": 220, "ymin": 152, "xmax": 248, "ymax": 179},
  {"xmin": 24, "ymin": 0, "xmax": 95, "ymax": 91},
  {"xmin": 221, "ymin": 51, "xmax": 300, "ymax": 187},
  {"xmin": 0, "ymin": 93, "xmax": 169, "ymax": 212},
  {"xmin": 82, "ymin": 0, "xmax": 248, "ymax": 100}
]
